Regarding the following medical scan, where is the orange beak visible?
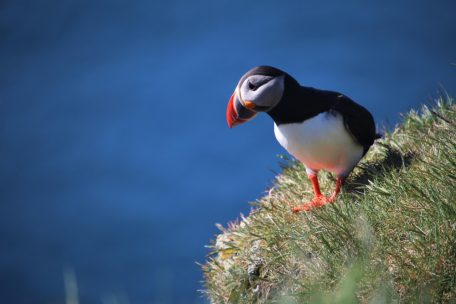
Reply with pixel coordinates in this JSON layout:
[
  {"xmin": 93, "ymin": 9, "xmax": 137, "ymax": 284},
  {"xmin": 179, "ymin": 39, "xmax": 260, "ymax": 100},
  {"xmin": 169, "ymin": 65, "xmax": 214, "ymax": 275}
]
[{"xmin": 226, "ymin": 92, "xmax": 257, "ymax": 128}]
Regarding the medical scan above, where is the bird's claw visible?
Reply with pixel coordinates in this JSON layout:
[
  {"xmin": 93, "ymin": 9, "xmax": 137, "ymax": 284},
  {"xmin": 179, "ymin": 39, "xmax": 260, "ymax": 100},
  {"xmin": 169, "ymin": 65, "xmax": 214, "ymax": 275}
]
[{"xmin": 292, "ymin": 195, "xmax": 335, "ymax": 213}]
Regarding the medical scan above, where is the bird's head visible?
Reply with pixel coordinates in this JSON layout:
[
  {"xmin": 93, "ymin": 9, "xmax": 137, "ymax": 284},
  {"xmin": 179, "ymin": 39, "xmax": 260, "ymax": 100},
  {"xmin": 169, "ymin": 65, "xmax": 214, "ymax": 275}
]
[{"xmin": 226, "ymin": 66, "xmax": 287, "ymax": 128}]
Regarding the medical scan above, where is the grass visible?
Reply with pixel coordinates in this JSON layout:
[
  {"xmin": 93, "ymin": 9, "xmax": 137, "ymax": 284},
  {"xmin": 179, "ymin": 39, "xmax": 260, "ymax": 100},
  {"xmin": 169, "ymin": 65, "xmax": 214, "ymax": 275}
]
[{"xmin": 202, "ymin": 95, "xmax": 456, "ymax": 303}]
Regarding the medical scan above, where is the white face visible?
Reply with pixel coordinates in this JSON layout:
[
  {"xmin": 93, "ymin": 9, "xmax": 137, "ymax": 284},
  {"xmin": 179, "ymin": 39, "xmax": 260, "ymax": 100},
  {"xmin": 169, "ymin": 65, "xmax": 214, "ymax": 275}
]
[{"xmin": 236, "ymin": 74, "xmax": 285, "ymax": 111}]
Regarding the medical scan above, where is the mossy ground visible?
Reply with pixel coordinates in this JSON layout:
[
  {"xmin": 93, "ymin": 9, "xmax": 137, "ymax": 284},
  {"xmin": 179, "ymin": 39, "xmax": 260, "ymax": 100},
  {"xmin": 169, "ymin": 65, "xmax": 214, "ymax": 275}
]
[{"xmin": 202, "ymin": 96, "xmax": 456, "ymax": 303}]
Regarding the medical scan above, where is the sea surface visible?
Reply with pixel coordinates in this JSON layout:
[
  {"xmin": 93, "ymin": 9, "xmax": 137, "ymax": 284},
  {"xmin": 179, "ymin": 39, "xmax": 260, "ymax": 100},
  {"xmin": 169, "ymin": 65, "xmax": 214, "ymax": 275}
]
[{"xmin": 0, "ymin": 0, "xmax": 455, "ymax": 303}]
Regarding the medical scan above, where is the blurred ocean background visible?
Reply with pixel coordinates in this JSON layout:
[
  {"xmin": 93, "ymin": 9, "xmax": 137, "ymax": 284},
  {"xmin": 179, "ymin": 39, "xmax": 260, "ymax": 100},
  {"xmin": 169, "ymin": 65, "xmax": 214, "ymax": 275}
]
[{"xmin": 0, "ymin": 0, "xmax": 455, "ymax": 303}]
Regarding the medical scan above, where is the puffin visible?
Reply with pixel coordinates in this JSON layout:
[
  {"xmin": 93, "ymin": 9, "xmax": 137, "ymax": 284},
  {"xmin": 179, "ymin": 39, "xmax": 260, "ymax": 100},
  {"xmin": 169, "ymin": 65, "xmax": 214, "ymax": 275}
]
[{"xmin": 226, "ymin": 66, "xmax": 380, "ymax": 212}]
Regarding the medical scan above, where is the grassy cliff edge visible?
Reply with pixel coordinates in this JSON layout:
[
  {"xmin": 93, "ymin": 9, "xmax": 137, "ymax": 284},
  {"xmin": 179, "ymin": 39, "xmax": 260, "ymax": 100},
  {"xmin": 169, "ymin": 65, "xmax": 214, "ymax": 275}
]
[{"xmin": 202, "ymin": 96, "xmax": 456, "ymax": 303}]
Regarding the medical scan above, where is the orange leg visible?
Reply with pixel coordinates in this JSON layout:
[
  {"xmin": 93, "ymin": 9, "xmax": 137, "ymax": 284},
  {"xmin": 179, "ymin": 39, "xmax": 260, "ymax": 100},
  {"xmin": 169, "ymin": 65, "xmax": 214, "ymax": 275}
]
[
  {"xmin": 309, "ymin": 174, "xmax": 322, "ymax": 197},
  {"xmin": 328, "ymin": 176, "xmax": 344, "ymax": 202},
  {"xmin": 292, "ymin": 175, "xmax": 345, "ymax": 213}
]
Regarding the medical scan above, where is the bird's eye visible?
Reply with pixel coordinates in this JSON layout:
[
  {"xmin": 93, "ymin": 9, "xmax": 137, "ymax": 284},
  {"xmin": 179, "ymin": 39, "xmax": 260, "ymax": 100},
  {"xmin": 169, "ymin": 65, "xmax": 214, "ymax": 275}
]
[{"xmin": 248, "ymin": 81, "xmax": 258, "ymax": 91}]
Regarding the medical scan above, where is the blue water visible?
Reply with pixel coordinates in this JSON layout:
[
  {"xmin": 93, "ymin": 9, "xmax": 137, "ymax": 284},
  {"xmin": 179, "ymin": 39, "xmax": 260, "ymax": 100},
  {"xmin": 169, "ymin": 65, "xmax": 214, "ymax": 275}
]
[{"xmin": 0, "ymin": 0, "xmax": 455, "ymax": 303}]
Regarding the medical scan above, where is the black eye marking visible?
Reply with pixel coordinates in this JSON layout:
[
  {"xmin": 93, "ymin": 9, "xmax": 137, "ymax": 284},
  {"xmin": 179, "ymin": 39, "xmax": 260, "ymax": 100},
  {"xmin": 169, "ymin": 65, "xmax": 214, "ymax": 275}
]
[{"xmin": 248, "ymin": 81, "xmax": 258, "ymax": 91}]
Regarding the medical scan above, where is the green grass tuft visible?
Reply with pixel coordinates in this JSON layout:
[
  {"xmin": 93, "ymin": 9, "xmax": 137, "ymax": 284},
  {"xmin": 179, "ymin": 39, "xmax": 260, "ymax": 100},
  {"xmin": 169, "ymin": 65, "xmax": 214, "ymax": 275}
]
[{"xmin": 202, "ymin": 96, "xmax": 456, "ymax": 303}]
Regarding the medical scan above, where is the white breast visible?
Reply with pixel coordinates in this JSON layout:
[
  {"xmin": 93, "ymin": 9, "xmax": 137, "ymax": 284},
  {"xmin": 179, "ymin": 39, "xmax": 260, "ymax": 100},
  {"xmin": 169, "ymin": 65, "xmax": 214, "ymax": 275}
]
[{"xmin": 274, "ymin": 111, "xmax": 363, "ymax": 176}]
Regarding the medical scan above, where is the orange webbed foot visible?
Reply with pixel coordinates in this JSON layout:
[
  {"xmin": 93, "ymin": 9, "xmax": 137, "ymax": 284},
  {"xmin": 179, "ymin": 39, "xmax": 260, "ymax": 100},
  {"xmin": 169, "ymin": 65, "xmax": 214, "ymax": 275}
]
[
  {"xmin": 292, "ymin": 175, "xmax": 344, "ymax": 213},
  {"xmin": 292, "ymin": 195, "xmax": 334, "ymax": 213}
]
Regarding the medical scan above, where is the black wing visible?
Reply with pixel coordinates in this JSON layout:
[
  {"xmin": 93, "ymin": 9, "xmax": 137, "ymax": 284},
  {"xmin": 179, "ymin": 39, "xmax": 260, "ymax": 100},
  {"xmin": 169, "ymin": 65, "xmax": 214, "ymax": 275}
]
[{"xmin": 331, "ymin": 94, "xmax": 377, "ymax": 155}]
